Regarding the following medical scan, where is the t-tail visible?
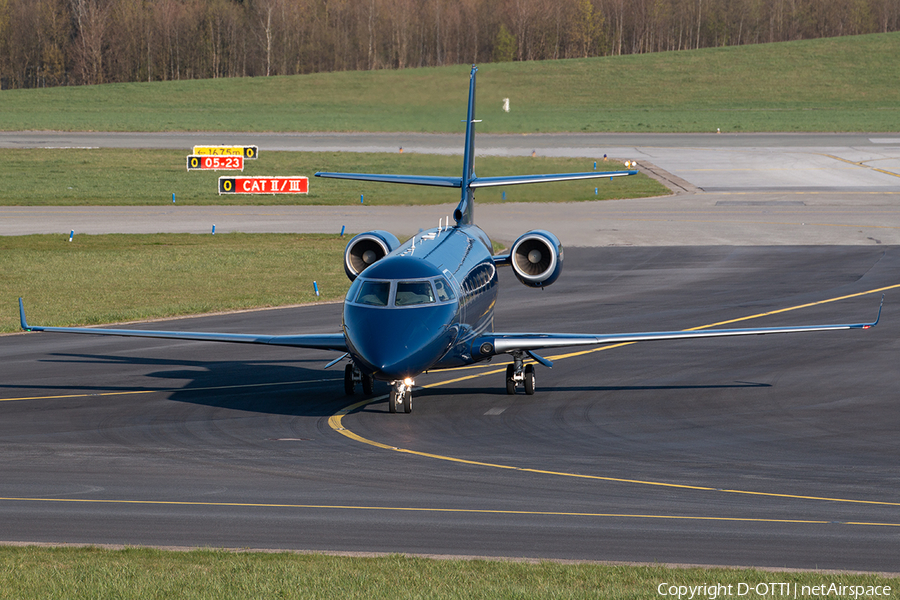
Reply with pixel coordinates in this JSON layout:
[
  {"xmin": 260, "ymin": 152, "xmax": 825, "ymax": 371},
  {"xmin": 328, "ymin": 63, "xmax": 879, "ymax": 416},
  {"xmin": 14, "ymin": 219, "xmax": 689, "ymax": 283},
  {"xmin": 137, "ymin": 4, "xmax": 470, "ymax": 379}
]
[
  {"xmin": 315, "ymin": 65, "xmax": 638, "ymax": 227},
  {"xmin": 455, "ymin": 64, "xmax": 479, "ymax": 225}
]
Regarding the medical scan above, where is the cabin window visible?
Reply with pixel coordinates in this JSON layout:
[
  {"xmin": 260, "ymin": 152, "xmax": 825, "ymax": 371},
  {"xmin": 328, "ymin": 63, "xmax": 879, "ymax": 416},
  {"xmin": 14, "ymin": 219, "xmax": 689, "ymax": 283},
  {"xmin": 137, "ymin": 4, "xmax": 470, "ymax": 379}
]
[
  {"xmin": 434, "ymin": 277, "xmax": 455, "ymax": 302},
  {"xmin": 356, "ymin": 281, "xmax": 391, "ymax": 306},
  {"xmin": 395, "ymin": 281, "xmax": 436, "ymax": 306}
]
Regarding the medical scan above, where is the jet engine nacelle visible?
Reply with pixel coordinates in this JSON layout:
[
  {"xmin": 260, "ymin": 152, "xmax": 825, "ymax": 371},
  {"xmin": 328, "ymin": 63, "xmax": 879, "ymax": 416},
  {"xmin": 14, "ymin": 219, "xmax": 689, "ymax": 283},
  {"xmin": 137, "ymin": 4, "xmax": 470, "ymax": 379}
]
[
  {"xmin": 510, "ymin": 230, "xmax": 564, "ymax": 288},
  {"xmin": 344, "ymin": 230, "xmax": 401, "ymax": 281}
]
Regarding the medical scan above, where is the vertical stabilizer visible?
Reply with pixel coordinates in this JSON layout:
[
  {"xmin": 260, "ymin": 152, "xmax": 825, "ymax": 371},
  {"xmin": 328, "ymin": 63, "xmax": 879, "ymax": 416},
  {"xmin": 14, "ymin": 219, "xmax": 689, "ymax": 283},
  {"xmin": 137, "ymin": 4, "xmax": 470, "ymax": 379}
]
[
  {"xmin": 315, "ymin": 64, "xmax": 639, "ymax": 217},
  {"xmin": 454, "ymin": 65, "xmax": 479, "ymax": 226}
]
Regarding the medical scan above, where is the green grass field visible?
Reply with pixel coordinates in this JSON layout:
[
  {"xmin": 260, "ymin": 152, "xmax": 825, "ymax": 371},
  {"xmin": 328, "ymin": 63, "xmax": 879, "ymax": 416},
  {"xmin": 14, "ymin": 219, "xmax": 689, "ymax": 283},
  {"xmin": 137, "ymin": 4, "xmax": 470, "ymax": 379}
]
[
  {"xmin": 1, "ymin": 33, "xmax": 898, "ymax": 133},
  {"xmin": 2, "ymin": 233, "xmax": 349, "ymax": 332},
  {"xmin": 0, "ymin": 149, "xmax": 666, "ymax": 206},
  {"xmin": 0, "ymin": 546, "xmax": 896, "ymax": 600}
]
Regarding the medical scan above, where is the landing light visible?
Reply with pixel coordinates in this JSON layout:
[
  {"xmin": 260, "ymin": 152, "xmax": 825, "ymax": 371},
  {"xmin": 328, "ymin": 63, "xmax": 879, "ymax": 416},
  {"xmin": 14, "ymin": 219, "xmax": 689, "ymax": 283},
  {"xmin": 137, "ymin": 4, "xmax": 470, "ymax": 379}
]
[{"xmin": 403, "ymin": 378, "xmax": 414, "ymax": 386}]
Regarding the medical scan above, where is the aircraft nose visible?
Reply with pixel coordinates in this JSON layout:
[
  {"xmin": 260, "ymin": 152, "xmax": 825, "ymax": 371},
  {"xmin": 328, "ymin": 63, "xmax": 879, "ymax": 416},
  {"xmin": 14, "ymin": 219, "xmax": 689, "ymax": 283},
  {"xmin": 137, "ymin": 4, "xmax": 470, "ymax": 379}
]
[{"xmin": 343, "ymin": 303, "xmax": 457, "ymax": 380}]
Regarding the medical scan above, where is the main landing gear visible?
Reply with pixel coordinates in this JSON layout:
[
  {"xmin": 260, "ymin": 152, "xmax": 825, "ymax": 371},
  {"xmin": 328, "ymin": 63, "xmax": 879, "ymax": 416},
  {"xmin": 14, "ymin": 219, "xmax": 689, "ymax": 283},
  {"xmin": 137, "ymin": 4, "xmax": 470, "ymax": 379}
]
[
  {"xmin": 389, "ymin": 379, "xmax": 414, "ymax": 414},
  {"xmin": 344, "ymin": 363, "xmax": 375, "ymax": 396},
  {"xmin": 505, "ymin": 353, "xmax": 535, "ymax": 395}
]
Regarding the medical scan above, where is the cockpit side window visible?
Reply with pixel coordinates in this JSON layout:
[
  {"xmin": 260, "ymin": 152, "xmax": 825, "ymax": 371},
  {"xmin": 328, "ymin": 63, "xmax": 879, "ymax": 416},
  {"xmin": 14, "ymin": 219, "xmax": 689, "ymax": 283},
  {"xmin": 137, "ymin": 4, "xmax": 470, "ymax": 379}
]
[
  {"xmin": 434, "ymin": 277, "xmax": 455, "ymax": 302},
  {"xmin": 346, "ymin": 277, "xmax": 363, "ymax": 302},
  {"xmin": 395, "ymin": 281, "xmax": 435, "ymax": 306},
  {"xmin": 356, "ymin": 280, "xmax": 391, "ymax": 306}
]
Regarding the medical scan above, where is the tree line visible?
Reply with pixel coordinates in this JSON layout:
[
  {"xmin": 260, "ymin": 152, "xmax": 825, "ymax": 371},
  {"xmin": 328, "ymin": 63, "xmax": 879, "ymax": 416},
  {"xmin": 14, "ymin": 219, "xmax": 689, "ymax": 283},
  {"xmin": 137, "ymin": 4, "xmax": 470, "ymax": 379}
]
[{"xmin": 1, "ymin": 0, "xmax": 898, "ymax": 89}]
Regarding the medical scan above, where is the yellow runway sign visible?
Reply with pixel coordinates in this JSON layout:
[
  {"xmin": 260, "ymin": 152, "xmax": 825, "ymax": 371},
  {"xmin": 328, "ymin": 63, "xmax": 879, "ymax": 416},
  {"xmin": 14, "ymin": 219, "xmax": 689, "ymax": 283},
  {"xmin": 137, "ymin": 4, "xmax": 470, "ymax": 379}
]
[{"xmin": 192, "ymin": 145, "xmax": 258, "ymax": 159}]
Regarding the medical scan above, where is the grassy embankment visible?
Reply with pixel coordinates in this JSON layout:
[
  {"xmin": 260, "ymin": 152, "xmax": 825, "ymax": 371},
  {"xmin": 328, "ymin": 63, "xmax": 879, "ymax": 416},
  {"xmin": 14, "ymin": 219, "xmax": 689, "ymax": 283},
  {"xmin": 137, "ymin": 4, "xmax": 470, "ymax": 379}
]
[
  {"xmin": 0, "ymin": 150, "xmax": 656, "ymax": 331},
  {"xmin": 0, "ymin": 149, "xmax": 662, "ymax": 206},
  {"xmin": 1, "ymin": 233, "xmax": 348, "ymax": 333},
  {"xmin": 1, "ymin": 32, "xmax": 897, "ymax": 133},
  {"xmin": 0, "ymin": 546, "xmax": 896, "ymax": 600}
]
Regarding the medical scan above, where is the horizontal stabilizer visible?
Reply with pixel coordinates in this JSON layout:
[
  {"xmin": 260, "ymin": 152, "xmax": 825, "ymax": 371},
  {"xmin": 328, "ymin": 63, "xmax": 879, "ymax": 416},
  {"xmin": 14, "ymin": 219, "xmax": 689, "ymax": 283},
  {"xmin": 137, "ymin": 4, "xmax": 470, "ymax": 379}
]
[
  {"xmin": 315, "ymin": 172, "xmax": 462, "ymax": 188},
  {"xmin": 470, "ymin": 170, "xmax": 637, "ymax": 188}
]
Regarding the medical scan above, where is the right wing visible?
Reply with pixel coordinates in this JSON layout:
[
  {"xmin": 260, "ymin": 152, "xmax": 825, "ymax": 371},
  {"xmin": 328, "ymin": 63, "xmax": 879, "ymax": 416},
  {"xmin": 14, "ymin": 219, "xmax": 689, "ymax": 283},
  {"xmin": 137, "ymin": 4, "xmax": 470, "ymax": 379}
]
[
  {"xmin": 18, "ymin": 299, "xmax": 347, "ymax": 351},
  {"xmin": 476, "ymin": 297, "xmax": 883, "ymax": 358}
]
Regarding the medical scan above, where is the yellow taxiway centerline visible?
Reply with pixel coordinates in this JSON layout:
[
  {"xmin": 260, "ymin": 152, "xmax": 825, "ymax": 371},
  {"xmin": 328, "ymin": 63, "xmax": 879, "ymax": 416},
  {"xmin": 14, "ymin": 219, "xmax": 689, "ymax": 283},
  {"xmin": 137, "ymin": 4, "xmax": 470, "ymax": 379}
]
[
  {"xmin": 3, "ymin": 285, "xmax": 898, "ymax": 523},
  {"xmin": 0, "ymin": 379, "xmax": 340, "ymax": 403},
  {"xmin": 329, "ymin": 284, "xmax": 900, "ymax": 509},
  {"xmin": 0, "ymin": 495, "xmax": 898, "ymax": 527}
]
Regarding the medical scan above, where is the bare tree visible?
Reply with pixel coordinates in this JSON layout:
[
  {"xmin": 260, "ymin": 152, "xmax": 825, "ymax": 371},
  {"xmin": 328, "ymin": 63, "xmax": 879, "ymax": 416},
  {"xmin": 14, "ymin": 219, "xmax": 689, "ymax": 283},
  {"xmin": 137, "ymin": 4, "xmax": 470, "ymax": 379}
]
[
  {"xmin": 2, "ymin": 0, "xmax": 899, "ymax": 89},
  {"xmin": 70, "ymin": 0, "xmax": 111, "ymax": 84}
]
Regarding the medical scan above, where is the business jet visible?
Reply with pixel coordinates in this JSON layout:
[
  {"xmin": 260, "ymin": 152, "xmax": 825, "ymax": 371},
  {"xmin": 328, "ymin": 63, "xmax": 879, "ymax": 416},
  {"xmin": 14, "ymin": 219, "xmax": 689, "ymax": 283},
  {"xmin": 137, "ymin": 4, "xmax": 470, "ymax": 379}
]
[{"xmin": 18, "ymin": 66, "xmax": 881, "ymax": 414}]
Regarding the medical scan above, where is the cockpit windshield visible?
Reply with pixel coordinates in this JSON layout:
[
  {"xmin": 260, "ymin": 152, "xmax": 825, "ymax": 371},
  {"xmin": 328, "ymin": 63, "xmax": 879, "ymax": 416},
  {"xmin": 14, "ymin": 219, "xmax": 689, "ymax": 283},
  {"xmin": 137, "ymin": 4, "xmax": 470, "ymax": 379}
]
[
  {"xmin": 355, "ymin": 280, "xmax": 391, "ymax": 306},
  {"xmin": 349, "ymin": 276, "xmax": 457, "ymax": 308},
  {"xmin": 395, "ymin": 281, "xmax": 435, "ymax": 306}
]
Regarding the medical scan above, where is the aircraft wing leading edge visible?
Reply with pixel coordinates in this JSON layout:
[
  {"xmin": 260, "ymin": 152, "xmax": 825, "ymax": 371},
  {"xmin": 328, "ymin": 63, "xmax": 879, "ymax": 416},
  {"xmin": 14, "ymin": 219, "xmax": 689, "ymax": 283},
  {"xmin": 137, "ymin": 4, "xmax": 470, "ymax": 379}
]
[
  {"xmin": 18, "ymin": 299, "xmax": 347, "ymax": 351},
  {"xmin": 480, "ymin": 296, "xmax": 882, "ymax": 356},
  {"xmin": 313, "ymin": 172, "xmax": 462, "ymax": 188},
  {"xmin": 468, "ymin": 170, "xmax": 637, "ymax": 187}
]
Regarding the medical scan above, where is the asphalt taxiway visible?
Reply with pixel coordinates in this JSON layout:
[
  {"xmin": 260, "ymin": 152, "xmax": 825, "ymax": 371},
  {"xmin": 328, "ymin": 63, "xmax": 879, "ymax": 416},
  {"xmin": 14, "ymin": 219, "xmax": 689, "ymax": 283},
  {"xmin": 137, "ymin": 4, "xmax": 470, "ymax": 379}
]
[
  {"xmin": 2, "ymin": 246, "xmax": 898, "ymax": 571},
  {"xmin": 1, "ymin": 132, "xmax": 899, "ymax": 571}
]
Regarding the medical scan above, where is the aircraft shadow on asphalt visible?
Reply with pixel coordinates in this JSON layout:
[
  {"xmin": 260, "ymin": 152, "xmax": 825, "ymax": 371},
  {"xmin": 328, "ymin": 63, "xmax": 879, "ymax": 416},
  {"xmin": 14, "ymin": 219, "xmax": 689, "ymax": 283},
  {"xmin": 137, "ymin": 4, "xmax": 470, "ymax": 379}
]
[
  {"xmin": 9, "ymin": 352, "xmax": 772, "ymax": 418},
  {"xmin": 420, "ymin": 381, "xmax": 771, "ymax": 398}
]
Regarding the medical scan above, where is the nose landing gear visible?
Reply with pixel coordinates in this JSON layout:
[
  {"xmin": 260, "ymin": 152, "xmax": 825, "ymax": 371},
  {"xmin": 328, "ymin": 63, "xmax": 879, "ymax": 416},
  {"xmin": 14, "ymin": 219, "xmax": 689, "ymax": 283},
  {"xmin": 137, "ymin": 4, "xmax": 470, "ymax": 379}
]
[{"xmin": 389, "ymin": 378, "xmax": 414, "ymax": 413}]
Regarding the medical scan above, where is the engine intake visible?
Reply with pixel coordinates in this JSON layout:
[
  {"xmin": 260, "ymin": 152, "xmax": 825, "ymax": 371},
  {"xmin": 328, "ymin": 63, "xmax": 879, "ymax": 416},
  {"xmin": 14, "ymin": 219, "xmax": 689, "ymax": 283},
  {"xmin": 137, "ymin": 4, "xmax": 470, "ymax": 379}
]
[
  {"xmin": 510, "ymin": 230, "xmax": 563, "ymax": 288},
  {"xmin": 344, "ymin": 231, "xmax": 401, "ymax": 281}
]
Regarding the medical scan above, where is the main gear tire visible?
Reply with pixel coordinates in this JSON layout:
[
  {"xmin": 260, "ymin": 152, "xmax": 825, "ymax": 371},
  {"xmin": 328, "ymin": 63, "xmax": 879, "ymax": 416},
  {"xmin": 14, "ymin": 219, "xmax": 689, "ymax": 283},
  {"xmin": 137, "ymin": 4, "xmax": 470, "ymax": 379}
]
[
  {"xmin": 524, "ymin": 364, "xmax": 535, "ymax": 395},
  {"xmin": 505, "ymin": 364, "xmax": 516, "ymax": 395}
]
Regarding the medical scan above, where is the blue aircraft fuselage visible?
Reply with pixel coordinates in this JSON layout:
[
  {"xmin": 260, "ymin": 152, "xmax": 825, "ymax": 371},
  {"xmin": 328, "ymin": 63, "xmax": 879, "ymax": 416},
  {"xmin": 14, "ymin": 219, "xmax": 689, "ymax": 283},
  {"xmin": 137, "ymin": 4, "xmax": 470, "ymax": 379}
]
[{"xmin": 342, "ymin": 223, "xmax": 498, "ymax": 381}]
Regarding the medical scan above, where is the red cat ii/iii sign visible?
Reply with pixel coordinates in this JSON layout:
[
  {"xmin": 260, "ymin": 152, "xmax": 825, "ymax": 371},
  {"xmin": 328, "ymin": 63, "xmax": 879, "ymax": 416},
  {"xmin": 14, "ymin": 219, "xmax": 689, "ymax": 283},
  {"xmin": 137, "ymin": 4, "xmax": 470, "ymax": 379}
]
[{"xmin": 218, "ymin": 176, "xmax": 309, "ymax": 195}]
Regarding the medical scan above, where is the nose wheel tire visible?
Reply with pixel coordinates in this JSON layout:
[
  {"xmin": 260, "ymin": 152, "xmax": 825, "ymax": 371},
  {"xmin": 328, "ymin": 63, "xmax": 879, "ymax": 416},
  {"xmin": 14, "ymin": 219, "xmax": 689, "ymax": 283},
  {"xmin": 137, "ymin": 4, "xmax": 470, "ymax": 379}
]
[
  {"xmin": 505, "ymin": 364, "xmax": 516, "ymax": 395},
  {"xmin": 389, "ymin": 383, "xmax": 413, "ymax": 413}
]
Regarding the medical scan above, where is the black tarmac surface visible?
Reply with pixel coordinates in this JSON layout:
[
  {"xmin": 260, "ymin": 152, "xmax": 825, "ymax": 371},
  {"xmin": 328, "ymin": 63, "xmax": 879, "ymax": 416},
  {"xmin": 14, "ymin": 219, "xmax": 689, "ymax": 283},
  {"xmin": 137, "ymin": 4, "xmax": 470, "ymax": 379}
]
[{"xmin": 2, "ymin": 246, "xmax": 898, "ymax": 571}]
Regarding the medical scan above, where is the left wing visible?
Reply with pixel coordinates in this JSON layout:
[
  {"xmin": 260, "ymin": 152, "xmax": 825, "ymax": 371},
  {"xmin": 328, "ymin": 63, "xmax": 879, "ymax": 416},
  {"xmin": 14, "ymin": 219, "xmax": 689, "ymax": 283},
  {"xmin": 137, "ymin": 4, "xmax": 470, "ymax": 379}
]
[
  {"xmin": 476, "ymin": 297, "xmax": 882, "ymax": 358},
  {"xmin": 18, "ymin": 299, "xmax": 347, "ymax": 351}
]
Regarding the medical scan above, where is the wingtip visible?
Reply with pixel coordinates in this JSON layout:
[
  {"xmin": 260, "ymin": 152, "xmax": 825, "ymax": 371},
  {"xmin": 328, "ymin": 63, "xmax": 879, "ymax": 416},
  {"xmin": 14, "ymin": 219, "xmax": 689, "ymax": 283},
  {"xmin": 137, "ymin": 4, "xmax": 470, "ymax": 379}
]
[
  {"xmin": 875, "ymin": 294, "xmax": 884, "ymax": 327},
  {"xmin": 863, "ymin": 294, "xmax": 884, "ymax": 329},
  {"xmin": 18, "ymin": 297, "xmax": 29, "ymax": 331}
]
